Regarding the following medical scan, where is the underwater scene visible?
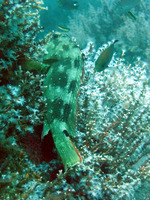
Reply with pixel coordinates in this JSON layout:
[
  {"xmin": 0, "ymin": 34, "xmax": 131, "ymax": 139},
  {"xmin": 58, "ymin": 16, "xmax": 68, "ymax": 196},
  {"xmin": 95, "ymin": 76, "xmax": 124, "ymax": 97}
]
[{"xmin": 0, "ymin": 0, "xmax": 150, "ymax": 199}]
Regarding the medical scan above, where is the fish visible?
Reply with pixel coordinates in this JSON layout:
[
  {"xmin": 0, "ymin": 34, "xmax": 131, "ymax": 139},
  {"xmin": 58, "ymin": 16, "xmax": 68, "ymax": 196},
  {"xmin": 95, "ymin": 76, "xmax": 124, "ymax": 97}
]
[
  {"xmin": 58, "ymin": 26, "xmax": 70, "ymax": 32},
  {"xmin": 57, "ymin": 0, "xmax": 78, "ymax": 10},
  {"xmin": 22, "ymin": 33, "xmax": 83, "ymax": 170},
  {"xmin": 127, "ymin": 11, "xmax": 136, "ymax": 20},
  {"xmin": 94, "ymin": 40, "xmax": 118, "ymax": 72},
  {"xmin": 42, "ymin": 34, "xmax": 83, "ymax": 170}
]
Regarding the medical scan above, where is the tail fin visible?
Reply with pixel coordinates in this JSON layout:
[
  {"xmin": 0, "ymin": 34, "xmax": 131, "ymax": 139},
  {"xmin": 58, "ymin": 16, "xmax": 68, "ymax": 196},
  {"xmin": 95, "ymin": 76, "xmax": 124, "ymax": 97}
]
[{"xmin": 55, "ymin": 132, "xmax": 82, "ymax": 170}]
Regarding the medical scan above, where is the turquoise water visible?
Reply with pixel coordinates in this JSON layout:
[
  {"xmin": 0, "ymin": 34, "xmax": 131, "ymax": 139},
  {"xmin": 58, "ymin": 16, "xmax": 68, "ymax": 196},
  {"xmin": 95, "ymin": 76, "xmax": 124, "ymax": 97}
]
[
  {"xmin": 40, "ymin": 0, "xmax": 150, "ymax": 64},
  {"xmin": 0, "ymin": 0, "xmax": 149, "ymax": 199}
]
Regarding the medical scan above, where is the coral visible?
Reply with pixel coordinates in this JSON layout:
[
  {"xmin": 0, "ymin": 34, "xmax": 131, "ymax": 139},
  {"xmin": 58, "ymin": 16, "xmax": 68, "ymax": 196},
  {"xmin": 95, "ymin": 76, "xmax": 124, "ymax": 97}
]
[
  {"xmin": 43, "ymin": 42, "xmax": 150, "ymax": 200},
  {"xmin": 68, "ymin": 1, "xmax": 125, "ymax": 47},
  {"xmin": 0, "ymin": 0, "xmax": 46, "ymax": 84},
  {"xmin": 0, "ymin": 67, "xmax": 47, "ymax": 199},
  {"xmin": 68, "ymin": 2, "xmax": 114, "ymax": 48},
  {"xmin": 68, "ymin": 0, "xmax": 150, "ymax": 67},
  {"xmin": 0, "ymin": 1, "xmax": 50, "ymax": 199},
  {"xmin": 116, "ymin": 9, "xmax": 150, "ymax": 64},
  {"xmin": 0, "ymin": 69, "xmax": 46, "ymax": 137}
]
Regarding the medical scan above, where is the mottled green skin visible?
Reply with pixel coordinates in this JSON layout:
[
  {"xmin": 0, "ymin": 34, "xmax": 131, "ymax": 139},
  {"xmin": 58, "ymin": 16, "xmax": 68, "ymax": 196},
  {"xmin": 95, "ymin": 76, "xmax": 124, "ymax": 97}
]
[
  {"xmin": 23, "ymin": 34, "xmax": 83, "ymax": 169},
  {"xmin": 42, "ymin": 35, "xmax": 83, "ymax": 169}
]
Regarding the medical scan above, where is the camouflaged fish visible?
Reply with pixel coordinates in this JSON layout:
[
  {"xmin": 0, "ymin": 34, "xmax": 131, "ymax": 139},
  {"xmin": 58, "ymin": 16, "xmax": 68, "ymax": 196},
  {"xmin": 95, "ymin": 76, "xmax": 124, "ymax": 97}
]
[
  {"xmin": 41, "ymin": 34, "xmax": 83, "ymax": 170},
  {"xmin": 95, "ymin": 40, "xmax": 118, "ymax": 72},
  {"xmin": 22, "ymin": 33, "xmax": 83, "ymax": 169}
]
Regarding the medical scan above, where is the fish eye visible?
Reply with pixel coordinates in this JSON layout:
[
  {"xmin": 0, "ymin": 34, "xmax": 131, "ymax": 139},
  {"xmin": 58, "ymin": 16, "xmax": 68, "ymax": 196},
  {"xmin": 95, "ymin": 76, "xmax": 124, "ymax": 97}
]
[{"xmin": 63, "ymin": 130, "xmax": 69, "ymax": 137}]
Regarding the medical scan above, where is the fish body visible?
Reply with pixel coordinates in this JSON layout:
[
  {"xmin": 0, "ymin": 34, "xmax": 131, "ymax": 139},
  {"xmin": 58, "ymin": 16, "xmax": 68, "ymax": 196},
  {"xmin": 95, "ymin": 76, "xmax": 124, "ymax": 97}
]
[
  {"xmin": 58, "ymin": 26, "xmax": 70, "ymax": 32},
  {"xmin": 95, "ymin": 40, "xmax": 118, "ymax": 72},
  {"xmin": 42, "ymin": 35, "xmax": 83, "ymax": 170},
  {"xmin": 127, "ymin": 11, "xmax": 136, "ymax": 20},
  {"xmin": 57, "ymin": 0, "xmax": 78, "ymax": 10}
]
